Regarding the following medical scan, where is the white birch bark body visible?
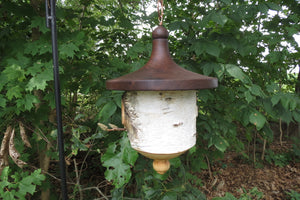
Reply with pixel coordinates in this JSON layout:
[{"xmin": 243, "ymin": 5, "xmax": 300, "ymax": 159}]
[{"xmin": 123, "ymin": 91, "xmax": 198, "ymax": 154}]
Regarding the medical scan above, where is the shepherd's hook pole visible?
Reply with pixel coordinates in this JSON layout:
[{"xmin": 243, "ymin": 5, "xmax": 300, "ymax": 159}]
[{"xmin": 45, "ymin": 0, "xmax": 68, "ymax": 199}]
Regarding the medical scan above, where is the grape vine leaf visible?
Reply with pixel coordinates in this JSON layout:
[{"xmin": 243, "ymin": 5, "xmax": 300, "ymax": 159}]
[{"xmin": 101, "ymin": 135, "xmax": 138, "ymax": 188}]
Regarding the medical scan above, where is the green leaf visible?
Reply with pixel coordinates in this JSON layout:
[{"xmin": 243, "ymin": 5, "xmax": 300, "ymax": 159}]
[
  {"xmin": 26, "ymin": 64, "xmax": 53, "ymax": 91},
  {"xmin": 262, "ymin": 125, "xmax": 273, "ymax": 140},
  {"xmin": 59, "ymin": 42, "xmax": 79, "ymax": 58},
  {"xmin": 23, "ymin": 94, "xmax": 40, "ymax": 110},
  {"xmin": 101, "ymin": 135, "xmax": 138, "ymax": 188},
  {"xmin": 249, "ymin": 84, "xmax": 265, "ymax": 97},
  {"xmin": 266, "ymin": 2, "xmax": 281, "ymax": 11},
  {"xmin": 113, "ymin": 93, "xmax": 123, "ymax": 109},
  {"xmin": 271, "ymin": 94, "xmax": 281, "ymax": 106},
  {"xmin": 6, "ymin": 85, "xmax": 23, "ymax": 100},
  {"xmin": 244, "ymin": 91, "xmax": 254, "ymax": 103},
  {"xmin": 267, "ymin": 52, "xmax": 280, "ymax": 63},
  {"xmin": 292, "ymin": 111, "xmax": 300, "ymax": 122},
  {"xmin": 30, "ymin": 16, "xmax": 48, "ymax": 34},
  {"xmin": 281, "ymin": 111, "xmax": 292, "ymax": 124},
  {"xmin": 202, "ymin": 63, "xmax": 214, "ymax": 76},
  {"xmin": 161, "ymin": 192, "xmax": 178, "ymax": 200},
  {"xmin": 30, "ymin": 169, "xmax": 45, "ymax": 185},
  {"xmin": 99, "ymin": 101, "xmax": 117, "ymax": 121},
  {"xmin": 258, "ymin": 3, "xmax": 269, "ymax": 14},
  {"xmin": 280, "ymin": 95, "xmax": 290, "ymax": 110},
  {"xmin": 104, "ymin": 162, "xmax": 131, "ymax": 188},
  {"xmin": 241, "ymin": 109, "xmax": 251, "ymax": 126},
  {"xmin": 203, "ymin": 41, "xmax": 220, "ymax": 57},
  {"xmin": 191, "ymin": 156, "xmax": 208, "ymax": 171},
  {"xmin": 263, "ymin": 98, "xmax": 276, "ymax": 118},
  {"xmin": 214, "ymin": 64, "xmax": 225, "ymax": 79},
  {"xmin": 3, "ymin": 64, "xmax": 25, "ymax": 82},
  {"xmin": 144, "ymin": 186, "xmax": 159, "ymax": 199},
  {"xmin": 19, "ymin": 177, "xmax": 36, "ymax": 195},
  {"xmin": 127, "ymin": 42, "xmax": 146, "ymax": 59},
  {"xmin": 212, "ymin": 193, "xmax": 237, "ymax": 200},
  {"xmin": 119, "ymin": 136, "xmax": 138, "ymax": 165},
  {"xmin": 24, "ymin": 39, "xmax": 52, "ymax": 56},
  {"xmin": 249, "ymin": 111, "xmax": 266, "ymax": 130},
  {"xmin": 0, "ymin": 166, "xmax": 10, "ymax": 181},
  {"xmin": 266, "ymin": 83, "xmax": 279, "ymax": 93},
  {"xmin": 0, "ymin": 73, "xmax": 8, "ymax": 91},
  {"xmin": 191, "ymin": 40, "xmax": 205, "ymax": 56},
  {"xmin": 191, "ymin": 39, "xmax": 221, "ymax": 57},
  {"xmin": 210, "ymin": 12, "xmax": 228, "ymax": 26},
  {"xmin": 289, "ymin": 98, "xmax": 297, "ymax": 111},
  {"xmin": 213, "ymin": 136, "xmax": 229, "ymax": 152},
  {"xmin": 220, "ymin": 0, "xmax": 231, "ymax": 5},
  {"xmin": 170, "ymin": 157, "xmax": 182, "ymax": 168},
  {"xmin": 3, "ymin": 191, "xmax": 15, "ymax": 200},
  {"xmin": 26, "ymin": 61, "xmax": 43, "ymax": 76},
  {"xmin": 119, "ymin": 16, "xmax": 133, "ymax": 29},
  {"xmin": 226, "ymin": 64, "xmax": 251, "ymax": 84},
  {"xmin": 0, "ymin": 95, "xmax": 6, "ymax": 108}
]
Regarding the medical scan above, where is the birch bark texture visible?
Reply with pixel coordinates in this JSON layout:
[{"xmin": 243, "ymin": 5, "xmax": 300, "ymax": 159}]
[{"xmin": 122, "ymin": 90, "xmax": 198, "ymax": 155}]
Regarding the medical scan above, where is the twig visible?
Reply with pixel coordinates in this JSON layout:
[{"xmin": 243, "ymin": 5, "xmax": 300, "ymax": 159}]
[
  {"xmin": 279, "ymin": 118, "xmax": 283, "ymax": 146},
  {"xmin": 79, "ymin": 148, "xmax": 91, "ymax": 179},
  {"xmin": 205, "ymin": 155, "xmax": 213, "ymax": 179},
  {"xmin": 82, "ymin": 187, "xmax": 109, "ymax": 200},
  {"xmin": 117, "ymin": 0, "xmax": 123, "ymax": 12},
  {"xmin": 29, "ymin": 165, "xmax": 76, "ymax": 185},
  {"xmin": 74, "ymin": 158, "xmax": 83, "ymax": 200},
  {"xmin": 93, "ymin": 196, "xmax": 112, "ymax": 200},
  {"xmin": 107, "ymin": 128, "xmax": 126, "ymax": 132},
  {"xmin": 253, "ymin": 131, "xmax": 257, "ymax": 167},
  {"xmin": 23, "ymin": 124, "xmax": 52, "ymax": 147},
  {"xmin": 261, "ymin": 138, "xmax": 266, "ymax": 161}
]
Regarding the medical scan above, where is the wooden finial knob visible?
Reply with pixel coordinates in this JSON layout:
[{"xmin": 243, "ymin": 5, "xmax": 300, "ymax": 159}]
[
  {"xmin": 153, "ymin": 159, "xmax": 170, "ymax": 174},
  {"xmin": 152, "ymin": 26, "xmax": 169, "ymax": 39}
]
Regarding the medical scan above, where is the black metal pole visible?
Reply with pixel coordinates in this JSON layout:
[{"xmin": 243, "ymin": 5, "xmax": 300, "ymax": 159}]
[{"xmin": 46, "ymin": 0, "xmax": 68, "ymax": 199}]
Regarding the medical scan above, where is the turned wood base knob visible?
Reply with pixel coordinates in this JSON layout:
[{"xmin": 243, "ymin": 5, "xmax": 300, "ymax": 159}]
[{"xmin": 153, "ymin": 160, "xmax": 170, "ymax": 174}]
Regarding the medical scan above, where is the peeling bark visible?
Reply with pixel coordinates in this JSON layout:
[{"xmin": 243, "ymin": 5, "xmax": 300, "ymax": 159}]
[
  {"xmin": 0, "ymin": 126, "xmax": 12, "ymax": 174},
  {"xmin": 19, "ymin": 121, "xmax": 32, "ymax": 148},
  {"xmin": 9, "ymin": 128, "xmax": 27, "ymax": 168}
]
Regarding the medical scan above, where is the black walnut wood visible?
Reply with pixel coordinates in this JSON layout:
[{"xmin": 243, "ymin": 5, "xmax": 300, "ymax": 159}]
[{"xmin": 106, "ymin": 26, "xmax": 218, "ymax": 91}]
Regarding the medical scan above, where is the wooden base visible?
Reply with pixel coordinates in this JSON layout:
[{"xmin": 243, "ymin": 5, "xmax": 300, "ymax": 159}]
[
  {"xmin": 136, "ymin": 149, "xmax": 186, "ymax": 160},
  {"xmin": 153, "ymin": 160, "xmax": 170, "ymax": 175}
]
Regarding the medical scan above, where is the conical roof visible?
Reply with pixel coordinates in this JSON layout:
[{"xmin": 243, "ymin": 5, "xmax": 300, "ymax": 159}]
[{"xmin": 106, "ymin": 26, "xmax": 218, "ymax": 91}]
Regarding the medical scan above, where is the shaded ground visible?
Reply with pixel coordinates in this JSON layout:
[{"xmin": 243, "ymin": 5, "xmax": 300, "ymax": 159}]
[{"xmin": 197, "ymin": 142, "xmax": 300, "ymax": 199}]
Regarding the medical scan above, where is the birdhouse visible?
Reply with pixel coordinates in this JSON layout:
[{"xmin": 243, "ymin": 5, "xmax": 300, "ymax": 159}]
[{"xmin": 106, "ymin": 26, "xmax": 217, "ymax": 174}]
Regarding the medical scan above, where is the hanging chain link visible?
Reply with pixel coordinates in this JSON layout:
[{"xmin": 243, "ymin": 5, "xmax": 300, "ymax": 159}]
[{"xmin": 157, "ymin": 0, "xmax": 164, "ymax": 25}]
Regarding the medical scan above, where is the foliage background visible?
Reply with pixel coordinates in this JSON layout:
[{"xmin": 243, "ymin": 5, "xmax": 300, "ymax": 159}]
[{"xmin": 0, "ymin": 0, "xmax": 299, "ymax": 199}]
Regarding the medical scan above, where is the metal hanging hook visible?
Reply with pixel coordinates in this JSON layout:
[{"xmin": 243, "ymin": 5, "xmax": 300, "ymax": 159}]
[{"xmin": 157, "ymin": 0, "xmax": 164, "ymax": 25}]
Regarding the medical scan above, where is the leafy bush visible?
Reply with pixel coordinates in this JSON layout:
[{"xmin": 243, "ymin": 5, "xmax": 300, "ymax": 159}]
[
  {"xmin": 286, "ymin": 190, "xmax": 300, "ymax": 200},
  {"xmin": 0, "ymin": 167, "xmax": 45, "ymax": 200},
  {"xmin": 0, "ymin": 0, "xmax": 299, "ymax": 199},
  {"xmin": 212, "ymin": 187, "xmax": 263, "ymax": 200}
]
